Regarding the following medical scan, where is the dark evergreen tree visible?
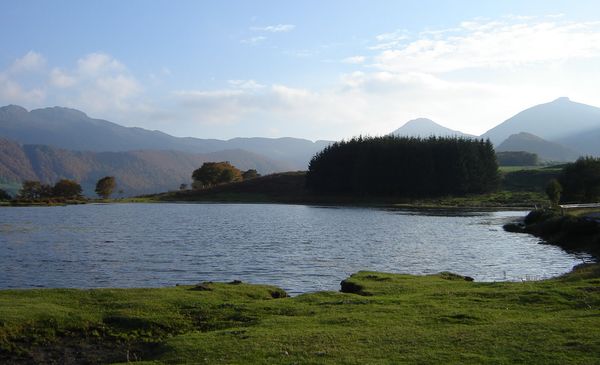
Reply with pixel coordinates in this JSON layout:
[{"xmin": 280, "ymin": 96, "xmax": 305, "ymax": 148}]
[
  {"xmin": 559, "ymin": 157, "xmax": 600, "ymax": 203},
  {"xmin": 306, "ymin": 136, "xmax": 499, "ymax": 197}
]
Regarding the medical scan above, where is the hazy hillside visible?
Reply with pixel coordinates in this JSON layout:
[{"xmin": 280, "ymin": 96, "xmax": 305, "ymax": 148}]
[
  {"xmin": 482, "ymin": 97, "xmax": 600, "ymax": 145},
  {"xmin": 0, "ymin": 105, "xmax": 331, "ymax": 170},
  {"xmin": 557, "ymin": 127, "xmax": 600, "ymax": 156},
  {"xmin": 0, "ymin": 138, "xmax": 292, "ymax": 196},
  {"xmin": 496, "ymin": 132, "xmax": 580, "ymax": 162},
  {"xmin": 391, "ymin": 118, "xmax": 472, "ymax": 138}
]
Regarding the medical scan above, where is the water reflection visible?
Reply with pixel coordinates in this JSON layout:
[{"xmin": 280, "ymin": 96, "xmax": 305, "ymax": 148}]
[{"xmin": 0, "ymin": 203, "xmax": 593, "ymax": 295}]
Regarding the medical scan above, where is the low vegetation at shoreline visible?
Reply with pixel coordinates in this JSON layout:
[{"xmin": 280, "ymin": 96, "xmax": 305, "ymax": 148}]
[
  {"xmin": 505, "ymin": 209, "xmax": 600, "ymax": 258},
  {"xmin": 147, "ymin": 171, "xmax": 548, "ymax": 208},
  {"xmin": 1, "ymin": 264, "xmax": 599, "ymax": 364}
]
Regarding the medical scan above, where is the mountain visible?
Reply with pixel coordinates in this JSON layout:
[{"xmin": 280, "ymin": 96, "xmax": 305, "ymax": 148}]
[
  {"xmin": 0, "ymin": 105, "xmax": 331, "ymax": 170},
  {"xmin": 391, "ymin": 118, "xmax": 473, "ymax": 138},
  {"xmin": 482, "ymin": 97, "xmax": 600, "ymax": 146},
  {"xmin": 0, "ymin": 137, "xmax": 292, "ymax": 196},
  {"xmin": 557, "ymin": 127, "xmax": 600, "ymax": 156},
  {"xmin": 496, "ymin": 132, "xmax": 580, "ymax": 162}
]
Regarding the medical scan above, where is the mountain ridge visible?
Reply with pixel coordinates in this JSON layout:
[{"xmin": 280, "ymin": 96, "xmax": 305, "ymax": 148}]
[
  {"xmin": 496, "ymin": 132, "xmax": 580, "ymax": 162},
  {"xmin": 0, "ymin": 105, "xmax": 332, "ymax": 170},
  {"xmin": 0, "ymin": 137, "xmax": 292, "ymax": 196},
  {"xmin": 390, "ymin": 118, "xmax": 473, "ymax": 138},
  {"xmin": 481, "ymin": 97, "xmax": 600, "ymax": 146}
]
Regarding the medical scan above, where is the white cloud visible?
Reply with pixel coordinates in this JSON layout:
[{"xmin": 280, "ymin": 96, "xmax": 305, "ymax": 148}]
[
  {"xmin": 9, "ymin": 51, "xmax": 46, "ymax": 73},
  {"xmin": 0, "ymin": 52, "xmax": 47, "ymax": 104},
  {"xmin": 228, "ymin": 79, "xmax": 265, "ymax": 90},
  {"xmin": 50, "ymin": 68, "xmax": 77, "ymax": 88},
  {"xmin": 251, "ymin": 24, "xmax": 295, "ymax": 33},
  {"xmin": 374, "ymin": 19, "xmax": 600, "ymax": 73},
  {"xmin": 76, "ymin": 53, "xmax": 125, "ymax": 76},
  {"xmin": 0, "ymin": 74, "xmax": 46, "ymax": 104},
  {"xmin": 241, "ymin": 36, "xmax": 267, "ymax": 45},
  {"xmin": 342, "ymin": 56, "xmax": 366, "ymax": 64}
]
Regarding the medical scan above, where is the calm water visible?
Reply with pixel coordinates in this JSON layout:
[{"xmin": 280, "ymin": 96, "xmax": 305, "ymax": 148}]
[{"xmin": 0, "ymin": 203, "xmax": 593, "ymax": 294}]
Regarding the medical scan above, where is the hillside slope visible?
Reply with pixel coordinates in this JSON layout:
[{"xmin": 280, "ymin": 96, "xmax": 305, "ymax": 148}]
[
  {"xmin": 482, "ymin": 97, "xmax": 600, "ymax": 145},
  {"xmin": 0, "ymin": 105, "xmax": 330, "ymax": 170},
  {"xmin": 496, "ymin": 132, "xmax": 580, "ymax": 162},
  {"xmin": 391, "ymin": 118, "xmax": 472, "ymax": 138},
  {"xmin": 0, "ymin": 138, "xmax": 292, "ymax": 196}
]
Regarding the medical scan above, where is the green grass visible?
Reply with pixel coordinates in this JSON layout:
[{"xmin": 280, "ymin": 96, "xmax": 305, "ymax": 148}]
[
  {"xmin": 499, "ymin": 165, "xmax": 564, "ymax": 173},
  {"xmin": 2, "ymin": 265, "xmax": 600, "ymax": 364},
  {"xmin": 143, "ymin": 171, "xmax": 549, "ymax": 209}
]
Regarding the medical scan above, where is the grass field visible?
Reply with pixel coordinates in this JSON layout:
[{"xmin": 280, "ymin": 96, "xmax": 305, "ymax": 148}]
[{"xmin": 1, "ymin": 264, "xmax": 599, "ymax": 364}]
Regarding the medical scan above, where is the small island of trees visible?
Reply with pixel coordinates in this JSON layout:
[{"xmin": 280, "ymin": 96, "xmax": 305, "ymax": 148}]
[{"xmin": 306, "ymin": 136, "xmax": 500, "ymax": 197}]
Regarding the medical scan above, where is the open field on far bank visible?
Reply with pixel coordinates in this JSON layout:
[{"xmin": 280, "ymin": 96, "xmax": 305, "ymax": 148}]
[
  {"xmin": 145, "ymin": 171, "xmax": 550, "ymax": 208},
  {"xmin": 1, "ymin": 264, "xmax": 599, "ymax": 364}
]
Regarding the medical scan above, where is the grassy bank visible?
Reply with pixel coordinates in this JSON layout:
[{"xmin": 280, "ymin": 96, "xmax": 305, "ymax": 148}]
[
  {"xmin": 505, "ymin": 209, "xmax": 600, "ymax": 258},
  {"xmin": 1, "ymin": 264, "xmax": 600, "ymax": 364},
  {"xmin": 146, "ymin": 171, "xmax": 548, "ymax": 208}
]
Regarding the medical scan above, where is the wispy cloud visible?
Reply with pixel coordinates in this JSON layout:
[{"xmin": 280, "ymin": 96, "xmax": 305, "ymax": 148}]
[
  {"xmin": 373, "ymin": 18, "xmax": 600, "ymax": 73},
  {"xmin": 241, "ymin": 36, "xmax": 267, "ymax": 45},
  {"xmin": 251, "ymin": 24, "xmax": 295, "ymax": 33},
  {"xmin": 341, "ymin": 56, "xmax": 366, "ymax": 64}
]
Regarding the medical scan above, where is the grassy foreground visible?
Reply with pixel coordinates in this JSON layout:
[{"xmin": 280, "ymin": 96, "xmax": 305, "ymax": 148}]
[{"xmin": 2, "ymin": 265, "xmax": 600, "ymax": 364}]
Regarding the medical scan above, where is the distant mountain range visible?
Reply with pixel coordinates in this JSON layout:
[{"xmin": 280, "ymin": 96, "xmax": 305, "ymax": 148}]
[
  {"xmin": 392, "ymin": 97, "xmax": 599, "ymax": 161},
  {"xmin": 481, "ymin": 97, "xmax": 600, "ymax": 149},
  {"xmin": 0, "ymin": 105, "xmax": 331, "ymax": 170},
  {"xmin": 0, "ymin": 137, "xmax": 291, "ymax": 196},
  {"xmin": 390, "ymin": 118, "xmax": 473, "ymax": 138},
  {"xmin": 1, "ymin": 96, "xmax": 599, "ymax": 195}
]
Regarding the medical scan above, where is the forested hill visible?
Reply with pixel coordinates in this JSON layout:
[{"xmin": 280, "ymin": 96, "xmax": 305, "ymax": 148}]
[
  {"xmin": 0, "ymin": 138, "xmax": 291, "ymax": 196},
  {"xmin": 307, "ymin": 136, "xmax": 499, "ymax": 197}
]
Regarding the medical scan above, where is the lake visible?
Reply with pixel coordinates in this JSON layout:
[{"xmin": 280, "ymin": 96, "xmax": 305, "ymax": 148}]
[{"xmin": 0, "ymin": 203, "xmax": 593, "ymax": 294}]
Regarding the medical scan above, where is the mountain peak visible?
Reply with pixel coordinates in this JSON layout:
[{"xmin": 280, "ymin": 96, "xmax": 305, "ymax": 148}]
[
  {"xmin": 497, "ymin": 131, "xmax": 580, "ymax": 162},
  {"xmin": 0, "ymin": 104, "xmax": 29, "ymax": 116},
  {"xmin": 30, "ymin": 106, "xmax": 89, "ymax": 120},
  {"xmin": 482, "ymin": 97, "xmax": 600, "ymax": 145},
  {"xmin": 391, "ymin": 118, "xmax": 471, "ymax": 138},
  {"xmin": 552, "ymin": 96, "xmax": 571, "ymax": 103},
  {"xmin": 403, "ymin": 118, "xmax": 437, "ymax": 126}
]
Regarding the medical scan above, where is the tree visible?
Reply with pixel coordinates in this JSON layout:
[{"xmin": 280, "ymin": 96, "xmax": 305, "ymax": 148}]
[
  {"xmin": 18, "ymin": 181, "xmax": 42, "ymax": 200},
  {"xmin": 545, "ymin": 179, "xmax": 562, "ymax": 207},
  {"xmin": 0, "ymin": 188, "xmax": 11, "ymax": 201},
  {"xmin": 496, "ymin": 151, "xmax": 539, "ymax": 166},
  {"xmin": 559, "ymin": 157, "xmax": 600, "ymax": 203},
  {"xmin": 53, "ymin": 179, "xmax": 83, "ymax": 198},
  {"xmin": 95, "ymin": 176, "xmax": 116, "ymax": 199},
  {"xmin": 179, "ymin": 183, "xmax": 188, "ymax": 190},
  {"xmin": 242, "ymin": 169, "xmax": 260, "ymax": 180},
  {"xmin": 306, "ymin": 136, "xmax": 499, "ymax": 197},
  {"xmin": 192, "ymin": 162, "xmax": 242, "ymax": 189}
]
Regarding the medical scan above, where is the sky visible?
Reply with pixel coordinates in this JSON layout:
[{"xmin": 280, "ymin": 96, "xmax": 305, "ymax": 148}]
[{"xmin": 1, "ymin": 0, "xmax": 600, "ymax": 141}]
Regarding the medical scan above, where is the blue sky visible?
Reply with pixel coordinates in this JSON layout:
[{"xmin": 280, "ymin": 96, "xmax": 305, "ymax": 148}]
[{"xmin": 1, "ymin": 1, "xmax": 600, "ymax": 140}]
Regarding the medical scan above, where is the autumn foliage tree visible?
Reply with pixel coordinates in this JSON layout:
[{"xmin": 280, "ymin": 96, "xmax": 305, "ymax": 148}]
[
  {"xmin": 95, "ymin": 176, "xmax": 116, "ymax": 199},
  {"xmin": 53, "ymin": 179, "xmax": 83, "ymax": 198},
  {"xmin": 192, "ymin": 162, "xmax": 242, "ymax": 189},
  {"xmin": 242, "ymin": 169, "xmax": 260, "ymax": 180}
]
